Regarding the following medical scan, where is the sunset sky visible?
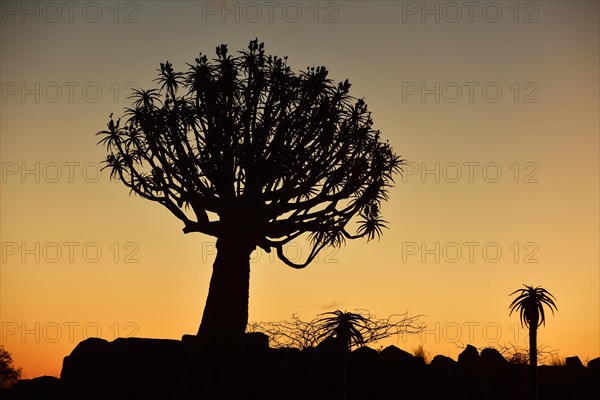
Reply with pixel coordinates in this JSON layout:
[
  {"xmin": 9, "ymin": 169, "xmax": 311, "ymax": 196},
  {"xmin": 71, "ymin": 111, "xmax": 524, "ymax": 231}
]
[{"xmin": 1, "ymin": 1, "xmax": 598, "ymax": 378}]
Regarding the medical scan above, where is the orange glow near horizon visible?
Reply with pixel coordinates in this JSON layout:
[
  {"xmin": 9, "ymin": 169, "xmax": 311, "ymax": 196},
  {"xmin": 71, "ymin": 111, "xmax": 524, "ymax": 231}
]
[{"xmin": 1, "ymin": 1, "xmax": 599, "ymax": 378}]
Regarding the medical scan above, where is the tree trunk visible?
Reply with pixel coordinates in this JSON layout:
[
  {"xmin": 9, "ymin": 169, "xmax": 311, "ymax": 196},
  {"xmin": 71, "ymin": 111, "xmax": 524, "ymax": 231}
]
[
  {"xmin": 529, "ymin": 324, "xmax": 537, "ymax": 398},
  {"xmin": 197, "ymin": 235, "xmax": 254, "ymax": 344}
]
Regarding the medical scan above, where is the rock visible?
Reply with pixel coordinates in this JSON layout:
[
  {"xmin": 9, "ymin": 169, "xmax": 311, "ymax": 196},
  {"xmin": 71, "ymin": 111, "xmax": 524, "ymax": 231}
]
[
  {"xmin": 244, "ymin": 331, "xmax": 269, "ymax": 353},
  {"xmin": 352, "ymin": 346, "xmax": 378, "ymax": 360},
  {"xmin": 315, "ymin": 336, "xmax": 344, "ymax": 354},
  {"xmin": 272, "ymin": 346, "xmax": 302, "ymax": 361},
  {"xmin": 457, "ymin": 344, "xmax": 479, "ymax": 368},
  {"xmin": 480, "ymin": 347, "xmax": 508, "ymax": 368},
  {"xmin": 269, "ymin": 347, "xmax": 304, "ymax": 377},
  {"xmin": 61, "ymin": 337, "xmax": 186, "ymax": 398},
  {"xmin": 587, "ymin": 357, "xmax": 600, "ymax": 370},
  {"xmin": 181, "ymin": 333, "xmax": 197, "ymax": 343},
  {"xmin": 379, "ymin": 345, "xmax": 423, "ymax": 367},
  {"xmin": 565, "ymin": 356, "xmax": 584, "ymax": 368},
  {"xmin": 351, "ymin": 346, "xmax": 379, "ymax": 371},
  {"xmin": 60, "ymin": 337, "xmax": 110, "ymax": 383},
  {"xmin": 430, "ymin": 354, "xmax": 457, "ymax": 368},
  {"xmin": 5, "ymin": 376, "xmax": 62, "ymax": 398},
  {"xmin": 428, "ymin": 355, "xmax": 459, "ymax": 397}
]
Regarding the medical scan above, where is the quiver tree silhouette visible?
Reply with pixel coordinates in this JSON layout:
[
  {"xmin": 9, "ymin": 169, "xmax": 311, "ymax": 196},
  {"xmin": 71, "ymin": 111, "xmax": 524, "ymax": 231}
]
[
  {"xmin": 97, "ymin": 39, "xmax": 403, "ymax": 343},
  {"xmin": 313, "ymin": 310, "xmax": 423, "ymax": 400},
  {"xmin": 315, "ymin": 310, "xmax": 367, "ymax": 400},
  {"xmin": 315, "ymin": 310, "xmax": 372, "ymax": 351},
  {"xmin": 509, "ymin": 284, "xmax": 557, "ymax": 396}
]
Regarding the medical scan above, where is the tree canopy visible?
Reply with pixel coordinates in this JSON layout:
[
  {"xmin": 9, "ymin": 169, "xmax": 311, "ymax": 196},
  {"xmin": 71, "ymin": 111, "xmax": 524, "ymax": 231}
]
[
  {"xmin": 98, "ymin": 39, "xmax": 402, "ymax": 267},
  {"xmin": 509, "ymin": 285, "xmax": 558, "ymax": 329},
  {"xmin": 0, "ymin": 345, "xmax": 21, "ymax": 389}
]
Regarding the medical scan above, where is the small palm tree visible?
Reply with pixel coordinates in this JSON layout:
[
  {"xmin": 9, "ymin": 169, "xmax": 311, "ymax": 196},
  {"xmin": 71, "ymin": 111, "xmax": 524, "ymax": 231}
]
[
  {"xmin": 315, "ymin": 310, "xmax": 369, "ymax": 400},
  {"xmin": 316, "ymin": 310, "xmax": 369, "ymax": 351},
  {"xmin": 509, "ymin": 284, "xmax": 558, "ymax": 396}
]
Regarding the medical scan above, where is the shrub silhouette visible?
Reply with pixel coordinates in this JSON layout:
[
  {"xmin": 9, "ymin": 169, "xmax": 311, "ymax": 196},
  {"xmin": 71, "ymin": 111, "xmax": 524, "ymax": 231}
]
[
  {"xmin": 97, "ymin": 39, "xmax": 402, "ymax": 343},
  {"xmin": 0, "ymin": 345, "xmax": 21, "ymax": 389},
  {"xmin": 495, "ymin": 342, "xmax": 559, "ymax": 366},
  {"xmin": 413, "ymin": 344, "xmax": 430, "ymax": 364},
  {"xmin": 248, "ymin": 309, "xmax": 423, "ymax": 350}
]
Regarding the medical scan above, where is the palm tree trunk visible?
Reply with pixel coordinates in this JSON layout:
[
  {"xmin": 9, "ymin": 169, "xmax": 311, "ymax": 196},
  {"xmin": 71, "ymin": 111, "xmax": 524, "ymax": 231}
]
[
  {"xmin": 529, "ymin": 324, "xmax": 538, "ymax": 399},
  {"xmin": 335, "ymin": 338, "xmax": 350, "ymax": 400},
  {"xmin": 197, "ymin": 235, "xmax": 253, "ymax": 344}
]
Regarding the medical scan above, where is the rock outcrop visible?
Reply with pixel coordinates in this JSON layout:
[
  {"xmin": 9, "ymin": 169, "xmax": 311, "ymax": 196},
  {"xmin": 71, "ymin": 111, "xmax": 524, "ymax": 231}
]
[{"xmin": 2, "ymin": 340, "xmax": 598, "ymax": 400}]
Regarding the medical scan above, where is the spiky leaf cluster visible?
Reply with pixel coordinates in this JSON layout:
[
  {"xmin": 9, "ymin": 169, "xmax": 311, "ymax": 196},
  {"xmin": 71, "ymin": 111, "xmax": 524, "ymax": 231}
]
[{"xmin": 509, "ymin": 285, "xmax": 558, "ymax": 329}]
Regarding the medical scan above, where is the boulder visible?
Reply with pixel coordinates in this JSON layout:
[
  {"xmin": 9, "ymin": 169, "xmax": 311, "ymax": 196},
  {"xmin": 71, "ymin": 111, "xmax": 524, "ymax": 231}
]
[
  {"xmin": 315, "ymin": 336, "xmax": 344, "ymax": 354},
  {"xmin": 60, "ymin": 337, "xmax": 110, "ymax": 383},
  {"xmin": 587, "ymin": 357, "xmax": 600, "ymax": 370},
  {"xmin": 565, "ymin": 356, "xmax": 584, "ymax": 368},
  {"xmin": 4, "ymin": 376, "xmax": 62, "ymax": 398},
  {"xmin": 244, "ymin": 331, "xmax": 270, "ymax": 353},
  {"xmin": 430, "ymin": 354, "xmax": 457, "ymax": 368},
  {"xmin": 428, "ymin": 355, "xmax": 459, "ymax": 397},
  {"xmin": 61, "ymin": 337, "xmax": 186, "ymax": 398},
  {"xmin": 379, "ymin": 345, "xmax": 423, "ymax": 367},
  {"xmin": 457, "ymin": 344, "xmax": 479, "ymax": 368},
  {"xmin": 350, "ymin": 346, "xmax": 380, "ymax": 378},
  {"xmin": 351, "ymin": 345, "xmax": 379, "ymax": 362},
  {"xmin": 480, "ymin": 347, "xmax": 508, "ymax": 368},
  {"xmin": 272, "ymin": 346, "xmax": 303, "ymax": 364}
]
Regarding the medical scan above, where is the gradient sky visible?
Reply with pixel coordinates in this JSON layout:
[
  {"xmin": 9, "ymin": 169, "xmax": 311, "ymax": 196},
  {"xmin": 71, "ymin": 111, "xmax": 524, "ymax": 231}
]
[{"xmin": 1, "ymin": 1, "xmax": 598, "ymax": 378}]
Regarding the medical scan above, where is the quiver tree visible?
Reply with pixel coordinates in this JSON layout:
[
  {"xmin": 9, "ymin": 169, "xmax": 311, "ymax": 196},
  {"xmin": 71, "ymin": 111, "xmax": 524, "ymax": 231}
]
[
  {"xmin": 97, "ymin": 39, "xmax": 403, "ymax": 343},
  {"xmin": 509, "ymin": 284, "xmax": 558, "ymax": 395}
]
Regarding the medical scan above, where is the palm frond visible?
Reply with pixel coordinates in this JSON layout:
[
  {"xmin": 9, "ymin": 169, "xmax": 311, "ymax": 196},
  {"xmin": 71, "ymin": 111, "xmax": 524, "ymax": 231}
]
[{"xmin": 509, "ymin": 285, "xmax": 558, "ymax": 328}]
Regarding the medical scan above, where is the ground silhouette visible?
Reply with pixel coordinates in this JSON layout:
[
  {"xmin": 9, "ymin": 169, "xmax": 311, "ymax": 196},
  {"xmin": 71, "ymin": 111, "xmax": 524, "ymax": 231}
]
[{"xmin": 2, "ymin": 335, "xmax": 599, "ymax": 399}]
